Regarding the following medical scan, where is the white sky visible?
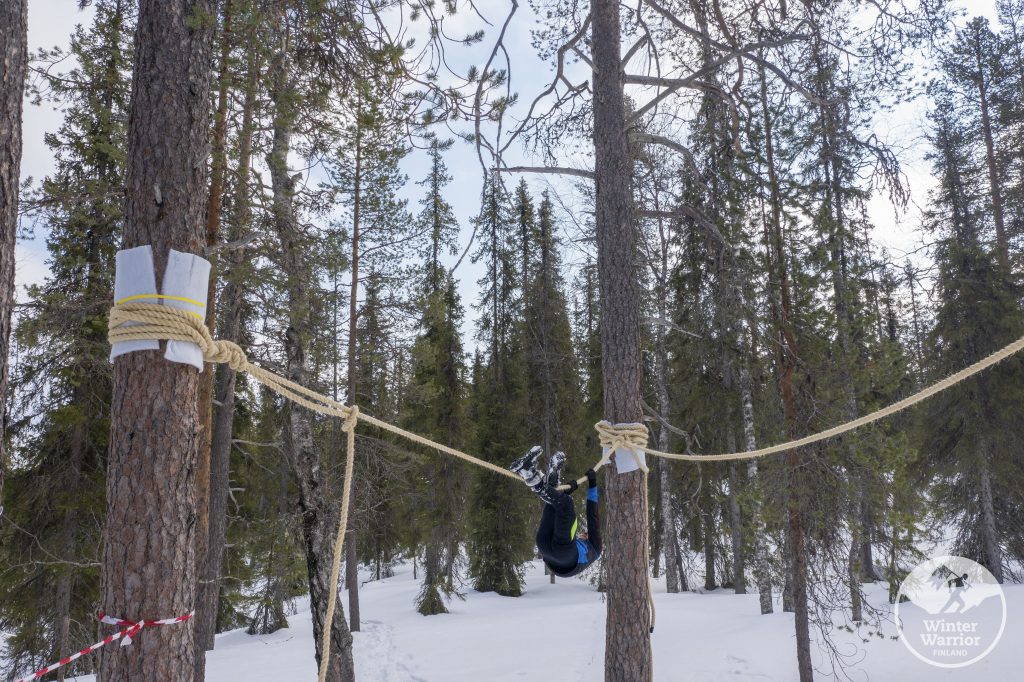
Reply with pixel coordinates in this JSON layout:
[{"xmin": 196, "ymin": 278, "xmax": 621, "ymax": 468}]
[{"xmin": 13, "ymin": 0, "xmax": 1002, "ymax": 336}]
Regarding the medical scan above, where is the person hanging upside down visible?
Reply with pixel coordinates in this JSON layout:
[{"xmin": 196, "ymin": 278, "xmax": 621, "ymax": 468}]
[{"xmin": 509, "ymin": 446, "xmax": 601, "ymax": 577}]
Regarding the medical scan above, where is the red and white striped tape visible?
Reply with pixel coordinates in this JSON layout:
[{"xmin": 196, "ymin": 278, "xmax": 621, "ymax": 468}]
[{"xmin": 15, "ymin": 611, "xmax": 194, "ymax": 682}]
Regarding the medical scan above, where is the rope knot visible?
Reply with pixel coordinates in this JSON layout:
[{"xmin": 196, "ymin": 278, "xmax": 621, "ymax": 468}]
[
  {"xmin": 594, "ymin": 420, "xmax": 649, "ymax": 452},
  {"xmin": 206, "ymin": 339, "xmax": 248, "ymax": 371},
  {"xmin": 343, "ymin": 405, "xmax": 359, "ymax": 433}
]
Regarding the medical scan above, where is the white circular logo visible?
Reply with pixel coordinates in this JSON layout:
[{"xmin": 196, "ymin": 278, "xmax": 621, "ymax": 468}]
[{"xmin": 895, "ymin": 555, "xmax": 1006, "ymax": 668}]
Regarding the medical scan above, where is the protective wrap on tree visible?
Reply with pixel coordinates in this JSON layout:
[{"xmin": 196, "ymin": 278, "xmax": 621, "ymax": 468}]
[{"xmin": 110, "ymin": 245, "xmax": 211, "ymax": 370}]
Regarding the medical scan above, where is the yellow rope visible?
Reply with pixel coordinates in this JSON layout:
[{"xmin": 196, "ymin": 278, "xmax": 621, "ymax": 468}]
[
  {"xmin": 319, "ymin": 406, "xmax": 358, "ymax": 682},
  {"xmin": 107, "ymin": 300, "xmax": 1024, "ymax": 668}
]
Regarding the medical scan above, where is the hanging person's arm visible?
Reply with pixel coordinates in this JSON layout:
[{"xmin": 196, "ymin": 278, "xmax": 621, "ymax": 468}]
[{"xmin": 585, "ymin": 468, "xmax": 601, "ymax": 556}]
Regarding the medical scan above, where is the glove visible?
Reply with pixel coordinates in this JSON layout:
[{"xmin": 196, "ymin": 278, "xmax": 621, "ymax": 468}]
[{"xmin": 586, "ymin": 468, "xmax": 598, "ymax": 489}]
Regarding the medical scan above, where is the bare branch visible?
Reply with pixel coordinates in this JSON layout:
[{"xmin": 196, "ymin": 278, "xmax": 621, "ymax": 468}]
[
  {"xmin": 622, "ymin": 36, "xmax": 650, "ymax": 67},
  {"xmin": 638, "ymin": 206, "xmax": 728, "ymax": 248},
  {"xmin": 644, "ymin": 316, "xmax": 702, "ymax": 338},
  {"xmin": 496, "ymin": 165, "xmax": 596, "ymax": 180},
  {"xmin": 632, "ymin": 131, "xmax": 698, "ymax": 174}
]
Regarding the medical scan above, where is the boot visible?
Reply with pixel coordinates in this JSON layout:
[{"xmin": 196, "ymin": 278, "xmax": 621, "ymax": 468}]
[
  {"xmin": 509, "ymin": 446, "xmax": 544, "ymax": 488},
  {"xmin": 547, "ymin": 450, "xmax": 566, "ymax": 487}
]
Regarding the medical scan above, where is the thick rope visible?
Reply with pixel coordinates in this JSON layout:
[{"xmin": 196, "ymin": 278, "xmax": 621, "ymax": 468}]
[
  {"xmin": 108, "ymin": 301, "xmax": 1024, "ymax": 664},
  {"xmin": 319, "ymin": 406, "xmax": 358, "ymax": 682}
]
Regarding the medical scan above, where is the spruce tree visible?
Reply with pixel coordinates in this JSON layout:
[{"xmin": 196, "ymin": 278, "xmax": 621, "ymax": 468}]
[
  {"xmin": 0, "ymin": 3, "xmax": 131, "ymax": 674},
  {"xmin": 402, "ymin": 142, "xmax": 467, "ymax": 615},
  {"xmin": 523, "ymin": 191, "xmax": 585, "ymax": 467},
  {"xmin": 466, "ymin": 175, "xmax": 533, "ymax": 596},
  {"xmin": 919, "ymin": 86, "xmax": 1024, "ymax": 581}
]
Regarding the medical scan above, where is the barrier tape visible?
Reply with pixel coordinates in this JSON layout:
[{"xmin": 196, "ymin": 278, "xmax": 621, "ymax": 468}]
[{"xmin": 14, "ymin": 611, "xmax": 194, "ymax": 682}]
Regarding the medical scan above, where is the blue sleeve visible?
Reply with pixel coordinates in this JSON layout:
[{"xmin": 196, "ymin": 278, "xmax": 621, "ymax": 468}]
[
  {"xmin": 587, "ymin": 486, "xmax": 598, "ymax": 502},
  {"xmin": 576, "ymin": 539, "xmax": 590, "ymax": 565}
]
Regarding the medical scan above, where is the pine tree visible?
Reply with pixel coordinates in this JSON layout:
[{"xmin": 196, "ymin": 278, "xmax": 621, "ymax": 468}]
[
  {"xmin": 0, "ymin": 0, "xmax": 26, "ymax": 520},
  {"xmin": 0, "ymin": 3, "xmax": 130, "ymax": 675}
]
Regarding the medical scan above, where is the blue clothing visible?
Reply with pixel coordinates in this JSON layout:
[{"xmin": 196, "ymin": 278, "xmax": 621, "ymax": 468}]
[
  {"xmin": 587, "ymin": 486, "xmax": 598, "ymax": 503},
  {"xmin": 576, "ymin": 539, "xmax": 591, "ymax": 565}
]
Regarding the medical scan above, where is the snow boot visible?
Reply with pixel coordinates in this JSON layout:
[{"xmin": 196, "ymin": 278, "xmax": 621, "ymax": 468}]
[
  {"xmin": 547, "ymin": 450, "xmax": 567, "ymax": 487},
  {"xmin": 509, "ymin": 445, "xmax": 544, "ymax": 488}
]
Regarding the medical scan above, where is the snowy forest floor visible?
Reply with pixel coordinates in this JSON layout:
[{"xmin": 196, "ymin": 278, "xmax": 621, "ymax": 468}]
[{"xmin": 52, "ymin": 559, "xmax": 1021, "ymax": 681}]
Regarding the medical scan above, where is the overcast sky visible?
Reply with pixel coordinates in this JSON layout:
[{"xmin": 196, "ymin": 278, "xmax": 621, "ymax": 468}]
[{"xmin": 13, "ymin": 0, "xmax": 1001, "ymax": 339}]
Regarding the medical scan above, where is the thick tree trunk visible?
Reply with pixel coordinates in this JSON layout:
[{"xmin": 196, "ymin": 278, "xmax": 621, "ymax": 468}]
[
  {"xmin": 201, "ymin": 36, "xmax": 260, "ymax": 654},
  {"xmin": 0, "ymin": 0, "xmax": 27, "ymax": 507},
  {"xmin": 591, "ymin": 1, "xmax": 652, "ymax": 678},
  {"xmin": 195, "ymin": 2, "xmax": 234, "ymax": 668},
  {"xmin": 269, "ymin": 46, "xmax": 354, "ymax": 681},
  {"xmin": 99, "ymin": 2, "xmax": 215, "ymax": 680}
]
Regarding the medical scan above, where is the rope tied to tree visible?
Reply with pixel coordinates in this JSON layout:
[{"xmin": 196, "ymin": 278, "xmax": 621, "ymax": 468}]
[
  {"xmin": 590, "ymin": 421, "xmax": 656, "ymax": 634},
  {"xmin": 594, "ymin": 421, "xmax": 650, "ymax": 470},
  {"xmin": 106, "ymin": 300, "xmax": 1024, "ymax": 672}
]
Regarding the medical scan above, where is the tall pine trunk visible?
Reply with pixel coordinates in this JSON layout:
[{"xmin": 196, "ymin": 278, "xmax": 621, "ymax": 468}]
[
  {"xmin": 202, "ymin": 36, "xmax": 261, "ymax": 651},
  {"xmin": 99, "ymin": 2, "xmax": 215, "ymax": 679},
  {"xmin": 592, "ymin": 1, "xmax": 652, "ymax": 678},
  {"xmin": 759, "ymin": 58, "xmax": 813, "ymax": 682},
  {"xmin": 268, "ymin": 41, "xmax": 354, "ymax": 681},
  {"xmin": 195, "ymin": 1, "xmax": 234, "ymax": 666},
  {"xmin": 345, "ymin": 112, "xmax": 363, "ymax": 632},
  {"xmin": 0, "ymin": 0, "xmax": 27, "ymax": 507},
  {"xmin": 971, "ymin": 29, "xmax": 1009, "ymax": 270}
]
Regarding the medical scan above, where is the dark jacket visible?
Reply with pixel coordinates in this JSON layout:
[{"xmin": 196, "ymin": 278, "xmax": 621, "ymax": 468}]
[{"xmin": 550, "ymin": 487, "xmax": 601, "ymax": 578}]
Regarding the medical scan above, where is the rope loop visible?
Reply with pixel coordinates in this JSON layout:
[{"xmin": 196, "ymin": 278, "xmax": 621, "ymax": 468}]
[
  {"xmin": 594, "ymin": 420, "xmax": 649, "ymax": 453},
  {"xmin": 343, "ymin": 404, "xmax": 360, "ymax": 433}
]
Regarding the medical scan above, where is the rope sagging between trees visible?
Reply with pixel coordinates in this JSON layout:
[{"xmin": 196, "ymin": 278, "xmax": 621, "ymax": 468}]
[{"xmin": 107, "ymin": 301, "xmax": 1024, "ymax": 677}]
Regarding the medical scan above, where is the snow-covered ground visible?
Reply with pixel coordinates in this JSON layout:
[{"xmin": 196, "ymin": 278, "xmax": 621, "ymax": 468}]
[{"xmin": 54, "ymin": 560, "xmax": 1020, "ymax": 681}]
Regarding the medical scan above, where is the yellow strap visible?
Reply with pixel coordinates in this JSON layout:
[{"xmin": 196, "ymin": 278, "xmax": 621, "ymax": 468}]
[{"xmin": 116, "ymin": 293, "xmax": 206, "ymax": 306}]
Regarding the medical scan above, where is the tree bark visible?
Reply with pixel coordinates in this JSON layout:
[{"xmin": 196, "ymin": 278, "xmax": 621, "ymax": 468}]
[
  {"xmin": 740, "ymin": 362, "xmax": 773, "ymax": 614},
  {"xmin": 972, "ymin": 28, "xmax": 1009, "ymax": 270},
  {"xmin": 759, "ymin": 58, "xmax": 812, "ymax": 682},
  {"xmin": 727, "ymin": 459, "xmax": 745, "ymax": 593},
  {"xmin": 345, "ymin": 109, "xmax": 363, "ymax": 633},
  {"xmin": 54, "ymin": 417, "xmax": 86, "ymax": 681},
  {"xmin": 268, "ymin": 40, "xmax": 354, "ymax": 680},
  {"xmin": 591, "ymin": 1, "xmax": 652, "ymax": 678},
  {"xmin": 195, "ymin": 1, "xmax": 234, "ymax": 668},
  {"xmin": 99, "ymin": 2, "xmax": 216, "ymax": 680},
  {"xmin": 201, "ymin": 32, "xmax": 260, "ymax": 655},
  {"xmin": 977, "ymin": 442, "xmax": 1004, "ymax": 583},
  {"xmin": 0, "ymin": 0, "xmax": 27, "ymax": 508}
]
